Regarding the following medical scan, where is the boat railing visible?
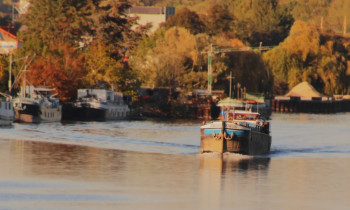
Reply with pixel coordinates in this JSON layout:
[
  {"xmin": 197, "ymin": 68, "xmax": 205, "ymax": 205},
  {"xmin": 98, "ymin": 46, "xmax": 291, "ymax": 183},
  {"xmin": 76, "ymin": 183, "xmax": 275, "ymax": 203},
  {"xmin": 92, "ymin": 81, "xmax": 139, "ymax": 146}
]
[{"xmin": 0, "ymin": 92, "xmax": 12, "ymax": 100}]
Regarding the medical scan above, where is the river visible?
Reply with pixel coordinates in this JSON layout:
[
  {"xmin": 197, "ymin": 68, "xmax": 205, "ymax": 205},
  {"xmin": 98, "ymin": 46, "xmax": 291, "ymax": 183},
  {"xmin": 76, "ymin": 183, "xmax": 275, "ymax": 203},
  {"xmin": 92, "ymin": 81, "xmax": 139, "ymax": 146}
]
[{"xmin": 0, "ymin": 113, "xmax": 350, "ymax": 209}]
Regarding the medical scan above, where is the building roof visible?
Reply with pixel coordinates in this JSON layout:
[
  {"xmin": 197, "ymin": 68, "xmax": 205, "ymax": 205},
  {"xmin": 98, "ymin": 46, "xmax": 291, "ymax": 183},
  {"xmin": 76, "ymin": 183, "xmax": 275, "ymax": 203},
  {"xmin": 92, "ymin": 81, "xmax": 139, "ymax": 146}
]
[
  {"xmin": 127, "ymin": 6, "xmax": 168, "ymax": 14},
  {"xmin": 0, "ymin": 27, "xmax": 23, "ymax": 54},
  {"xmin": 0, "ymin": 27, "xmax": 22, "ymax": 41}
]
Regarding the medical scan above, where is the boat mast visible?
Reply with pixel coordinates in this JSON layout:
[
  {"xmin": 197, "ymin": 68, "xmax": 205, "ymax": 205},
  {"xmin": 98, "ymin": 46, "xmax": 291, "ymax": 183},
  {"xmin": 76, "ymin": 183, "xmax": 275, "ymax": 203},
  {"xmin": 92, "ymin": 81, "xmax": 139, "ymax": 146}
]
[
  {"xmin": 22, "ymin": 66, "xmax": 26, "ymax": 98},
  {"xmin": 9, "ymin": 54, "xmax": 12, "ymax": 93},
  {"xmin": 10, "ymin": 55, "xmax": 35, "ymax": 97}
]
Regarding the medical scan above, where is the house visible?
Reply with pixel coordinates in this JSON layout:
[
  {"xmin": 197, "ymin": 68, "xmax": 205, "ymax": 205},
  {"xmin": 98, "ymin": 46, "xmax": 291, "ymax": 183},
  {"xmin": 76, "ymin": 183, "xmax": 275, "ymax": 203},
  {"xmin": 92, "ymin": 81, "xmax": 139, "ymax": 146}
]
[
  {"xmin": 0, "ymin": 0, "xmax": 30, "ymax": 19},
  {"xmin": 126, "ymin": 6, "xmax": 175, "ymax": 33},
  {"xmin": 0, "ymin": 28, "xmax": 22, "ymax": 54}
]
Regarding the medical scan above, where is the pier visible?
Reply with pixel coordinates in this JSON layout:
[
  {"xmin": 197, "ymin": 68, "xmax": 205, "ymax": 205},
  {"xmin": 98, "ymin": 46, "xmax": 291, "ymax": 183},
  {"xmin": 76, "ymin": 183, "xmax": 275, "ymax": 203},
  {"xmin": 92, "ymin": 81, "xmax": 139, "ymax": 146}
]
[{"xmin": 272, "ymin": 97, "xmax": 350, "ymax": 113}]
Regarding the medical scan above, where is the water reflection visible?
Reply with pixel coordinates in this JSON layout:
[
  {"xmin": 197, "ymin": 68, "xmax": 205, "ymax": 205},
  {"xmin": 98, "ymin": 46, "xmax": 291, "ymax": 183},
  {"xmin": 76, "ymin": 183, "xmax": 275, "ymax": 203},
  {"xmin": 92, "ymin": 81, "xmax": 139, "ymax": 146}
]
[
  {"xmin": 5, "ymin": 140, "xmax": 126, "ymax": 181},
  {"xmin": 198, "ymin": 153, "xmax": 270, "ymax": 209}
]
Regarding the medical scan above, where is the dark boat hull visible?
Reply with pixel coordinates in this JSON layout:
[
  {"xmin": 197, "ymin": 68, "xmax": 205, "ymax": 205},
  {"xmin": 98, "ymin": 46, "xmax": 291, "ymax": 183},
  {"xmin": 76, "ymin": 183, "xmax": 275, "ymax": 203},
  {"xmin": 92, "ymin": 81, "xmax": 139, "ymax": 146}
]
[
  {"xmin": 63, "ymin": 105, "xmax": 106, "ymax": 121},
  {"xmin": 62, "ymin": 103, "xmax": 129, "ymax": 121},
  {"xmin": 15, "ymin": 103, "xmax": 62, "ymax": 123}
]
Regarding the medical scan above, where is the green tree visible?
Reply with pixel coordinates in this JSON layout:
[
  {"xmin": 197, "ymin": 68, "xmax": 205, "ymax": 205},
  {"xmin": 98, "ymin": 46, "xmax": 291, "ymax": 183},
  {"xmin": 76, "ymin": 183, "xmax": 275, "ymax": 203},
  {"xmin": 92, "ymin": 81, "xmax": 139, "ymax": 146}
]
[
  {"xmin": 131, "ymin": 27, "xmax": 209, "ymax": 90},
  {"xmin": 219, "ymin": 0, "xmax": 294, "ymax": 46},
  {"xmin": 19, "ymin": 0, "xmax": 90, "ymax": 49},
  {"xmin": 89, "ymin": 0, "xmax": 138, "ymax": 59}
]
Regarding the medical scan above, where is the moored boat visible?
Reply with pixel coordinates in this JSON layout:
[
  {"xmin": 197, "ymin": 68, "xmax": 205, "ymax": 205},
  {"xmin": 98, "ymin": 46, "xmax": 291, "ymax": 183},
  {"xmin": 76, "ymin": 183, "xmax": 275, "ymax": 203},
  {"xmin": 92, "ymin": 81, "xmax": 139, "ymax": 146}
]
[
  {"xmin": 0, "ymin": 93, "xmax": 14, "ymax": 126},
  {"xmin": 63, "ymin": 89, "xmax": 130, "ymax": 121},
  {"xmin": 13, "ymin": 86, "xmax": 62, "ymax": 123},
  {"xmin": 200, "ymin": 110, "xmax": 271, "ymax": 155}
]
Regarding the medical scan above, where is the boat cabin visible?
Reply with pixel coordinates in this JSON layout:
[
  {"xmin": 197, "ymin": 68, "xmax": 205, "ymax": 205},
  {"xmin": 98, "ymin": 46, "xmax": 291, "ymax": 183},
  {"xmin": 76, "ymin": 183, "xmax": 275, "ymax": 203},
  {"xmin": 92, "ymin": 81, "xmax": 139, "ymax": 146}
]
[{"xmin": 226, "ymin": 111, "xmax": 259, "ymax": 121}]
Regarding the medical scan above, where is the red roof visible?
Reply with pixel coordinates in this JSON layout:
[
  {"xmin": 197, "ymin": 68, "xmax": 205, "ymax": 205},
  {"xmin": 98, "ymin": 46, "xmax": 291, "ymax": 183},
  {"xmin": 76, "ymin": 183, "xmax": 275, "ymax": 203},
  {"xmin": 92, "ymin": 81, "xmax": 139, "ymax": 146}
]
[{"xmin": 0, "ymin": 27, "xmax": 23, "ymax": 42}]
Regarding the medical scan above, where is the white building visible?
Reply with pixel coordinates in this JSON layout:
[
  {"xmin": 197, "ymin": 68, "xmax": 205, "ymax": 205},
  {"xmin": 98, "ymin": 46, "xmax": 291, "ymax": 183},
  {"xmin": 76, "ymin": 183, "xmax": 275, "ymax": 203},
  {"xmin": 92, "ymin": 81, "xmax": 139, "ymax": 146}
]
[{"xmin": 126, "ymin": 6, "xmax": 175, "ymax": 33}]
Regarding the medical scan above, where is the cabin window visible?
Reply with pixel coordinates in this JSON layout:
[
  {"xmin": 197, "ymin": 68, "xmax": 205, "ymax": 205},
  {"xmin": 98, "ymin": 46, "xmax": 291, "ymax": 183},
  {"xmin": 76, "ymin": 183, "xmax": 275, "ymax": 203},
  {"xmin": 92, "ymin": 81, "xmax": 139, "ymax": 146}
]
[
  {"xmin": 234, "ymin": 114, "xmax": 245, "ymax": 120},
  {"xmin": 246, "ymin": 115, "xmax": 257, "ymax": 120}
]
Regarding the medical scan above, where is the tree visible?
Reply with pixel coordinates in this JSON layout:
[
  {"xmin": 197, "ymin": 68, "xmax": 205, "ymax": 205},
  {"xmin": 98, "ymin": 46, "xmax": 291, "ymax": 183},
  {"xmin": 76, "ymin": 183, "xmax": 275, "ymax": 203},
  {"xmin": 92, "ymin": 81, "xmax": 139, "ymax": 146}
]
[
  {"xmin": 263, "ymin": 20, "xmax": 320, "ymax": 90},
  {"xmin": 131, "ymin": 27, "xmax": 204, "ymax": 89},
  {"xmin": 327, "ymin": 0, "xmax": 350, "ymax": 34},
  {"xmin": 209, "ymin": 37, "xmax": 273, "ymax": 94},
  {"xmin": 219, "ymin": 0, "xmax": 294, "ymax": 46},
  {"xmin": 89, "ymin": 0, "xmax": 138, "ymax": 59},
  {"xmin": 0, "ymin": 56, "xmax": 9, "ymax": 92},
  {"xmin": 290, "ymin": 0, "xmax": 329, "ymax": 22},
  {"xmin": 164, "ymin": 8, "xmax": 205, "ymax": 35},
  {"xmin": 26, "ymin": 43, "xmax": 85, "ymax": 101},
  {"xmin": 83, "ymin": 41, "xmax": 129, "ymax": 88},
  {"xmin": 264, "ymin": 20, "xmax": 349, "ymax": 95},
  {"xmin": 19, "ymin": 0, "xmax": 90, "ymax": 49},
  {"xmin": 0, "ymin": 15, "xmax": 11, "ymax": 27},
  {"xmin": 204, "ymin": 4, "xmax": 234, "ymax": 36}
]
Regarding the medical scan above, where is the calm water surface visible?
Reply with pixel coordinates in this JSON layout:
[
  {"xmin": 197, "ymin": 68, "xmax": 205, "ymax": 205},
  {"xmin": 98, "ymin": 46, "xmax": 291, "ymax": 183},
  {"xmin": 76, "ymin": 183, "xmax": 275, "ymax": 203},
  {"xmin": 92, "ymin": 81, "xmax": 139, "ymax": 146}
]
[{"xmin": 1, "ymin": 113, "xmax": 350, "ymax": 209}]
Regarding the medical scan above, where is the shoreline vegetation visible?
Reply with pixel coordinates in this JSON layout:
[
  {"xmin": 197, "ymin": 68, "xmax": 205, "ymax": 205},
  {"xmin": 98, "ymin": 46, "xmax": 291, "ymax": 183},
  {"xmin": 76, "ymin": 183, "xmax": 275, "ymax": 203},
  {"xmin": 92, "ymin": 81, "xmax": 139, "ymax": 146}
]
[{"xmin": 0, "ymin": 0, "xmax": 350, "ymax": 117}]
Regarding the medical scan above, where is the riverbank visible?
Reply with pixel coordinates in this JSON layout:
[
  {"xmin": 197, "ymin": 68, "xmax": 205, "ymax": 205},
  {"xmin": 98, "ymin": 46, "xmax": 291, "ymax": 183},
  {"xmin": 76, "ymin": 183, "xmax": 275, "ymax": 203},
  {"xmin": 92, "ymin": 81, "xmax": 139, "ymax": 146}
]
[
  {"xmin": 272, "ymin": 97, "xmax": 350, "ymax": 113},
  {"xmin": 130, "ymin": 100, "xmax": 220, "ymax": 120}
]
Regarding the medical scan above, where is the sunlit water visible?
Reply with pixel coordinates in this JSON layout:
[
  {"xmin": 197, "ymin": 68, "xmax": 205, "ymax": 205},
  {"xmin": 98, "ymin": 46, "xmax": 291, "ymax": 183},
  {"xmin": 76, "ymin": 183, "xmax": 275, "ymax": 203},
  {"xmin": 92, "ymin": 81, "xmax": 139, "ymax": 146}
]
[{"xmin": 0, "ymin": 113, "xmax": 350, "ymax": 209}]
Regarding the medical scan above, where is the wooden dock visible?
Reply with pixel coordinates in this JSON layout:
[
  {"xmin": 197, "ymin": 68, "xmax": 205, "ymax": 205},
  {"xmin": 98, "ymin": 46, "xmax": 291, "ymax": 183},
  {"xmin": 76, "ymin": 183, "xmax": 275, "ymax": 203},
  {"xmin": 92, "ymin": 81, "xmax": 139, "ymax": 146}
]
[{"xmin": 272, "ymin": 97, "xmax": 350, "ymax": 113}]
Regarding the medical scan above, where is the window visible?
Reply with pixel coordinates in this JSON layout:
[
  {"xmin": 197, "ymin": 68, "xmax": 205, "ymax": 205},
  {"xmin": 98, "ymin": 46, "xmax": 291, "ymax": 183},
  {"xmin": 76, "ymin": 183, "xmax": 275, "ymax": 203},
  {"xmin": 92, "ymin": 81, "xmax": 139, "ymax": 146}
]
[
  {"xmin": 246, "ymin": 115, "xmax": 257, "ymax": 120},
  {"xmin": 234, "ymin": 114, "xmax": 245, "ymax": 120}
]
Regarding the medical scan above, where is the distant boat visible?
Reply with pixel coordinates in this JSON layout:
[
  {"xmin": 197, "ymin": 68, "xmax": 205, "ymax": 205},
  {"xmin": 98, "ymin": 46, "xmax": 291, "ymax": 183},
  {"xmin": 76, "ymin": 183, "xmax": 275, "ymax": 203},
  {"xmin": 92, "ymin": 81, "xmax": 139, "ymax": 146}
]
[
  {"xmin": 0, "ymin": 92, "xmax": 14, "ymax": 126},
  {"xmin": 13, "ymin": 86, "xmax": 62, "ymax": 123},
  {"xmin": 63, "ymin": 89, "xmax": 130, "ymax": 121},
  {"xmin": 200, "ymin": 109, "xmax": 271, "ymax": 155}
]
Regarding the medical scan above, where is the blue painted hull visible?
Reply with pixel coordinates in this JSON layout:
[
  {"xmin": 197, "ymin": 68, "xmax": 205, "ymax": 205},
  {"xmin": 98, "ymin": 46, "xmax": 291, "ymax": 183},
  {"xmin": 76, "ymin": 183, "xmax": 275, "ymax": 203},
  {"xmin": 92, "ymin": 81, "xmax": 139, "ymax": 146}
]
[{"xmin": 200, "ymin": 121, "xmax": 271, "ymax": 155}]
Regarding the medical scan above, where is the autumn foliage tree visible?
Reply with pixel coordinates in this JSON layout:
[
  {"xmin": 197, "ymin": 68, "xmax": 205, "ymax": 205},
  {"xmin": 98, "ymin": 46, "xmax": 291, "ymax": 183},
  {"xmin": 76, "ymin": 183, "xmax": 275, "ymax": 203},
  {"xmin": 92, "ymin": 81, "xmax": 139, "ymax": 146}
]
[
  {"xmin": 264, "ymin": 20, "xmax": 350, "ymax": 95},
  {"xmin": 204, "ymin": 4, "xmax": 234, "ymax": 36},
  {"xmin": 0, "ymin": 56, "xmax": 9, "ymax": 92},
  {"xmin": 13, "ymin": 0, "xmax": 143, "ymax": 99},
  {"xmin": 163, "ymin": 8, "xmax": 205, "ymax": 35},
  {"xmin": 26, "ymin": 43, "xmax": 85, "ymax": 101},
  {"xmin": 83, "ymin": 41, "xmax": 125, "ymax": 89}
]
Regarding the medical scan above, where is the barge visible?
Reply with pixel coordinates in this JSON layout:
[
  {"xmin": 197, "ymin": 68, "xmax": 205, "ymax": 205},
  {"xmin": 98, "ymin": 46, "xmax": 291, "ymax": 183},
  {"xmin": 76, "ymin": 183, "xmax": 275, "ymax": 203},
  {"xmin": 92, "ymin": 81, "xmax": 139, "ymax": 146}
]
[{"xmin": 200, "ymin": 110, "xmax": 271, "ymax": 155}]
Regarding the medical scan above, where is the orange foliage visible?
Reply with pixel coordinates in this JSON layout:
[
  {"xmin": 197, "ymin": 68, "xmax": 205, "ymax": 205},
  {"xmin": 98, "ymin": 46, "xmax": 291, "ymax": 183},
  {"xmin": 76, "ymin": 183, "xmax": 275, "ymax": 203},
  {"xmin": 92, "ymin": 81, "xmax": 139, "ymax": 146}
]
[{"xmin": 26, "ymin": 43, "xmax": 85, "ymax": 101}]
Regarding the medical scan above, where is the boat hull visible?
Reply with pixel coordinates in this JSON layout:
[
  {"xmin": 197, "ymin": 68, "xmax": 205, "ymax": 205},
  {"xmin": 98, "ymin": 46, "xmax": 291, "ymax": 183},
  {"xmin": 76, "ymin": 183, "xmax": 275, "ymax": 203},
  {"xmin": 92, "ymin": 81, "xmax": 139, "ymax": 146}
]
[
  {"xmin": 14, "ymin": 103, "xmax": 62, "ymax": 123},
  {"xmin": 200, "ymin": 121, "xmax": 271, "ymax": 155},
  {"xmin": 0, "ymin": 119, "xmax": 13, "ymax": 126},
  {"xmin": 0, "ymin": 101, "xmax": 14, "ymax": 126},
  {"xmin": 62, "ymin": 103, "xmax": 129, "ymax": 121}
]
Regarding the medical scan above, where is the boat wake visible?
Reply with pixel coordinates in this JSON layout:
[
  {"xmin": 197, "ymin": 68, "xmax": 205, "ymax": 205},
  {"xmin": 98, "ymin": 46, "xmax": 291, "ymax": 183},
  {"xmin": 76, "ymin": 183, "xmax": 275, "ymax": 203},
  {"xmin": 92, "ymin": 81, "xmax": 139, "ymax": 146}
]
[{"xmin": 1, "ymin": 121, "xmax": 201, "ymax": 155}]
